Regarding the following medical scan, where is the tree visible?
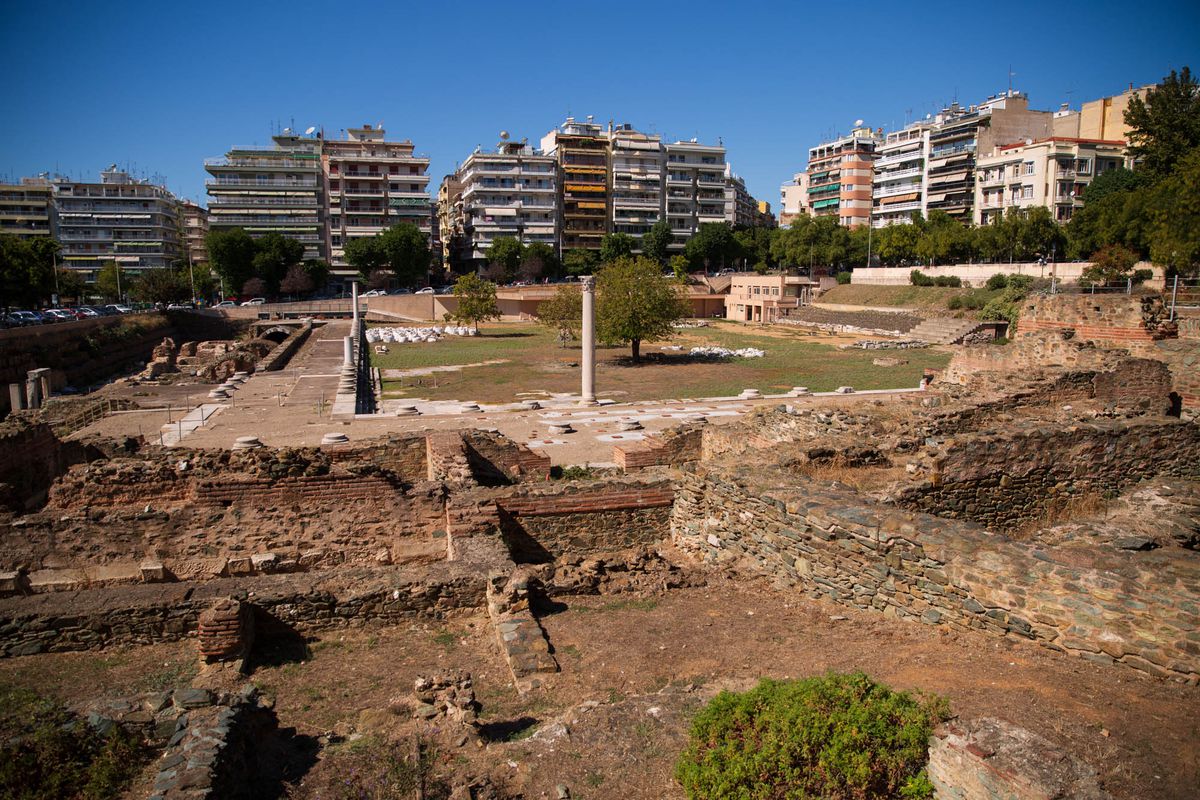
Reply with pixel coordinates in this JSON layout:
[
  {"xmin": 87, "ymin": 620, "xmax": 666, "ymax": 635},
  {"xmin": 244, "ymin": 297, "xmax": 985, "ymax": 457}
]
[
  {"xmin": 1012, "ymin": 207, "xmax": 1065, "ymax": 262},
  {"xmin": 641, "ymin": 220, "xmax": 674, "ymax": 265},
  {"xmin": 251, "ymin": 232, "xmax": 304, "ymax": 294},
  {"xmin": 347, "ymin": 223, "xmax": 431, "ymax": 287},
  {"xmin": 874, "ymin": 223, "xmax": 921, "ymax": 266},
  {"xmin": 365, "ymin": 269, "xmax": 392, "ymax": 291},
  {"xmin": 596, "ymin": 256, "xmax": 689, "ymax": 362},
  {"xmin": 670, "ymin": 254, "xmax": 690, "ymax": 283},
  {"xmin": 95, "ymin": 262, "xmax": 124, "ymax": 301},
  {"xmin": 242, "ymin": 277, "xmax": 267, "ymax": 297},
  {"xmin": 0, "ymin": 234, "xmax": 57, "ymax": 307},
  {"xmin": 131, "ymin": 268, "xmax": 188, "ymax": 304},
  {"xmin": 520, "ymin": 241, "xmax": 559, "ymax": 282},
  {"xmin": 302, "ymin": 259, "xmax": 330, "ymax": 294},
  {"xmin": 451, "ymin": 273, "xmax": 499, "ymax": 333},
  {"xmin": 280, "ymin": 264, "xmax": 315, "ymax": 297},
  {"xmin": 536, "ymin": 283, "xmax": 582, "ymax": 345},
  {"xmin": 734, "ymin": 227, "xmax": 776, "ymax": 272},
  {"xmin": 187, "ymin": 263, "xmax": 217, "ymax": 302},
  {"xmin": 344, "ymin": 236, "xmax": 388, "ymax": 277},
  {"xmin": 1124, "ymin": 67, "xmax": 1200, "ymax": 180},
  {"xmin": 205, "ymin": 228, "xmax": 257, "ymax": 297},
  {"xmin": 1082, "ymin": 167, "xmax": 1145, "ymax": 203},
  {"xmin": 1080, "ymin": 244, "xmax": 1141, "ymax": 286},
  {"xmin": 1066, "ymin": 187, "xmax": 1151, "ymax": 260},
  {"xmin": 485, "ymin": 236, "xmax": 524, "ymax": 284},
  {"xmin": 1146, "ymin": 146, "xmax": 1200, "ymax": 274},
  {"xmin": 563, "ymin": 248, "xmax": 599, "ymax": 277},
  {"xmin": 685, "ymin": 222, "xmax": 741, "ymax": 271},
  {"xmin": 54, "ymin": 268, "xmax": 86, "ymax": 303},
  {"xmin": 599, "ymin": 233, "xmax": 637, "ymax": 263},
  {"xmin": 915, "ymin": 211, "xmax": 971, "ymax": 266}
]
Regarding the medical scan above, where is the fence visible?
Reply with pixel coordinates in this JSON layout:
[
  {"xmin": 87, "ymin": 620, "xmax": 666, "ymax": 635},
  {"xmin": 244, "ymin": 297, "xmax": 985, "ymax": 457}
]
[{"xmin": 1168, "ymin": 275, "xmax": 1200, "ymax": 320}]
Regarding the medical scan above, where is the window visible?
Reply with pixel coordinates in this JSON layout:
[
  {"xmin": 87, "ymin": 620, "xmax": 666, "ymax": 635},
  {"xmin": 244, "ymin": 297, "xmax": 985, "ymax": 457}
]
[
  {"xmin": 1023, "ymin": 162, "xmax": 1035, "ymax": 175},
  {"xmin": 1022, "ymin": 186, "xmax": 1034, "ymax": 199},
  {"xmin": 1076, "ymin": 158, "xmax": 1091, "ymax": 175}
]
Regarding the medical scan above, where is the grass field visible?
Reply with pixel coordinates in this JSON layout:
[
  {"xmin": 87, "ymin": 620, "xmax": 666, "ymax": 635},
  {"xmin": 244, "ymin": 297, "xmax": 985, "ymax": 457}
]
[
  {"xmin": 369, "ymin": 320, "xmax": 952, "ymax": 403},
  {"xmin": 818, "ymin": 284, "xmax": 976, "ymax": 310}
]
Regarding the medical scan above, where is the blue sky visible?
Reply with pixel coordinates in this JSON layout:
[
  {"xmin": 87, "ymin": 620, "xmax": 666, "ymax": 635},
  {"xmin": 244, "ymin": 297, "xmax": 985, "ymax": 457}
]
[{"xmin": 2, "ymin": 0, "xmax": 1198, "ymax": 208}]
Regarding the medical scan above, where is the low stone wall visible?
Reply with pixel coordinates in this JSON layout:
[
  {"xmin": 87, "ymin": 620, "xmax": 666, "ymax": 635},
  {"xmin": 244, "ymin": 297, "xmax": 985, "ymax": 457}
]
[
  {"xmin": 1018, "ymin": 293, "xmax": 1175, "ymax": 350},
  {"xmin": 463, "ymin": 430, "xmax": 551, "ymax": 482},
  {"xmin": 850, "ymin": 260, "xmax": 1165, "ymax": 288},
  {"xmin": 897, "ymin": 417, "xmax": 1200, "ymax": 528},
  {"xmin": 671, "ymin": 462, "xmax": 1200, "ymax": 681},
  {"xmin": 254, "ymin": 321, "xmax": 311, "ymax": 372},
  {"xmin": 0, "ymin": 419, "xmax": 96, "ymax": 511},
  {"xmin": 614, "ymin": 424, "xmax": 705, "ymax": 471},
  {"xmin": 0, "ymin": 566, "xmax": 486, "ymax": 657}
]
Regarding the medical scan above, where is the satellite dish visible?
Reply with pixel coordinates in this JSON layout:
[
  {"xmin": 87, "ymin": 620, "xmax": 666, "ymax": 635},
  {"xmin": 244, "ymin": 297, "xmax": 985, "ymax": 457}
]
[
  {"xmin": 500, "ymin": 131, "xmax": 510, "ymax": 140},
  {"xmin": 305, "ymin": 126, "xmax": 316, "ymax": 135},
  {"xmin": 854, "ymin": 119, "xmax": 864, "ymax": 127}
]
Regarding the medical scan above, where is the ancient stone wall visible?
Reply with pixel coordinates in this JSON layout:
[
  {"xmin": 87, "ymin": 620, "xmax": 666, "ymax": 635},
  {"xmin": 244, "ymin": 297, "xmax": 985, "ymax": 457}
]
[
  {"xmin": 0, "ymin": 420, "xmax": 93, "ymax": 511},
  {"xmin": 671, "ymin": 462, "xmax": 1200, "ymax": 681},
  {"xmin": 253, "ymin": 321, "xmax": 311, "ymax": 372},
  {"xmin": 897, "ymin": 417, "xmax": 1200, "ymax": 528},
  {"xmin": 1018, "ymin": 293, "xmax": 1176, "ymax": 349},
  {"xmin": 462, "ymin": 430, "xmax": 552, "ymax": 483},
  {"xmin": 613, "ymin": 424, "xmax": 705, "ymax": 471}
]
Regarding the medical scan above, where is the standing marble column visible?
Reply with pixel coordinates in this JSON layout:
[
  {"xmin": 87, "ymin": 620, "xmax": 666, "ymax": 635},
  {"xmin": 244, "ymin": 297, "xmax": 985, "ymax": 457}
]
[
  {"xmin": 350, "ymin": 280, "xmax": 360, "ymax": 329},
  {"xmin": 580, "ymin": 275, "xmax": 596, "ymax": 405}
]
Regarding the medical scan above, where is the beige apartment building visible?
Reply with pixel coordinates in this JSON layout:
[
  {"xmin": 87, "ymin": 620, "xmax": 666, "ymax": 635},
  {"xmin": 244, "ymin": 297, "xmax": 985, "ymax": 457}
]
[
  {"xmin": 724, "ymin": 273, "xmax": 815, "ymax": 323},
  {"xmin": 609, "ymin": 124, "xmax": 665, "ymax": 239},
  {"xmin": 0, "ymin": 180, "xmax": 54, "ymax": 239},
  {"xmin": 806, "ymin": 124, "xmax": 881, "ymax": 227},
  {"xmin": 179, "ymin": 200, "xmax": 208, "ymax": 266},
  {"xmin": 778, "ymin": 171, "xmax": 808, "ymax": 226},
  {"xmin": 974, "ymin": 137, "xmax": 1129, "ymax": 225},
  {"xmin": 323, "ymin": 125, "xmax": 432, "ymax": 276},
  {"xmin": 871, "ymin": 120, "xmax": 932, "ymax": 228}
]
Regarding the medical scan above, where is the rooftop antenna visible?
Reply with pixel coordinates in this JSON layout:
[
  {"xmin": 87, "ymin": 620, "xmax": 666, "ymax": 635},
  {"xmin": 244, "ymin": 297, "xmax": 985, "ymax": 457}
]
[
  {"xmin": 1008, "ymin": 66, "xmax": 1016, "ymax": 96},
  {"xmin": 305, "ymin": 126, "xmax": 316, "ymax": 135}
]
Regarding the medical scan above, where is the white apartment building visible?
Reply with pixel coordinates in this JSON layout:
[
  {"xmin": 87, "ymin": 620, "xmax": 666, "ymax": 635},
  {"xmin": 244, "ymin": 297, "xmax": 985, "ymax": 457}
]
[
  {"xmin": 778, "ymin": 172, "xmax": 808, "ymax": 226},
  {"xmin": 974, "ymin": 137, "xmax": 1129, "ymax": 225},
  {"xmin": 609, "ymin": 124, "xmax": 665, "ymax": 238},
  {"xmin": 53, "ymin": 166, "xmax": 182, "ymax": 281},
  {"xmin": 323, "ymin": 124, "xmax": 432, "ymax": 275},
  {"xmin": 455, "ymin": 139, "xmax": 557, "ymax": 265},
  {"xmin": 871, "ymin": 121, "xmax": 932, "ymax": 228},
  {"xmin": 665, "ymin": 140, "xmax": 729, "ymax": 248}
]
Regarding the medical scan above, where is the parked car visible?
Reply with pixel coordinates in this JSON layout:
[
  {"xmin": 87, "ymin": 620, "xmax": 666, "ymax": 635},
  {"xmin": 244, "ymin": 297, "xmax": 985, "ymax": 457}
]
[
  {"xmin": 241, "ymin": 297, "xmax": 266, "ymax": 306},
  {"xmin": 10, "ymin": 310, "xmax": 46, "ymax": 325},
  {"xmin": 113, "ymin": 304, "xmax": 133, "ymax": 314},
  {"xmin": 388, "ymin": 288, "xmax": 412, "ymax": 295},
  {"xmin": 75, "ymin": 306, "xmax": 102, "ymax": 318},
  {"xmin": 41, "ymin": 309, "xmax": 75, "ymax": 323},
  {"xmin": 214, "ymin": 300, "xmax": 237, "ymax": 308},
  {"xmin": 361, "ymin": 289, "xmax": 386, "ymax": 297},
  {"xmin": 166, "ymin": 302, "xmax": 194, "ymax": 311},
  {"xmin": 415, "ymin": 287, "xmax": 435, "ymax": 295}
]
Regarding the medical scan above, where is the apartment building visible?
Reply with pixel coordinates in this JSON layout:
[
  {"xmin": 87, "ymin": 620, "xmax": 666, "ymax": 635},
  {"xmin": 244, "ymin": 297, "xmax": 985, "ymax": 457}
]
[
  {"xmin": 924, "ymin": 92, "xmax": 1053, "ymax": 222},
  {"xmin": 778, "ymin": 171, "xmax": 808, "ymax": 226},
  {"xmin": 179, "ymin": 200, "xmax": 208, "ymax": 266},
  {"xmin": 450, "ymin": 138, "xmax": 557, "ymax": 266},
  {"xmin": 609, "ymin": 124, "xmax": 665, "ymax": 239},
  {"xmin": 974, "ymin": 138, "xmax": 1129, "ymax": 225},
  {"xmin": 205, "ymin": 133, "xmax": 324, "ymax": 261},
  {"xmin": 664, "ymin": 139, "xmax": 729, "ymax": 248},
  {"xmin": 756, "ymin": 201, "xmax": 777, "ymax": 229},
  {"xmin": 322, "ymin": 124, "xmax": 431, "ymax": 275},
  {"xmin": 52, "ymin": 167, "xmax": 182, "ymax": 281},
  {"xmin": 805, "ymin": 124, "xmax": 881, "ymax": 227},
  {"xmin": 726, "ymin": 169, "xmax": 757, "ymax": 228},
  {"xmin": 541, "ymin": 118, "xmax": 609, "ymax": 252},
  {"xmin": 871, "ymin": 121, "xmax": 932, "ymax": 228},
  {"xmin": 0, "ymin": 179, "xmax": 54, "ymax": 239},
  {"xmin": 436, "ymin": 175, "xmax": 465, "ymax": 270}
]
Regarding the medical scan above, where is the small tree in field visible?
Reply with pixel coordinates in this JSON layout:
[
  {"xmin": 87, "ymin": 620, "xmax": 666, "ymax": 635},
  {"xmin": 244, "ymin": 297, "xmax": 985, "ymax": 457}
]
[
  {"xmin": 451, "ymin": 273, "xmax": 499, "ymax": 333},
  {"xmin": 596, "ymin": 256, "xmax": 689, "ymax": 362},
  {"xmin": 536, "ymin": 284, "xmax": 582, "ymax": 346}
]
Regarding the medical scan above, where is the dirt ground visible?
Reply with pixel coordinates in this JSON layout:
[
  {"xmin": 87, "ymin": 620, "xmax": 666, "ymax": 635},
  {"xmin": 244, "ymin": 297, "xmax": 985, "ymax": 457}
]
[{"xmin": 3, "ymin": 573, "xmax": 1195, "ymax": 799}]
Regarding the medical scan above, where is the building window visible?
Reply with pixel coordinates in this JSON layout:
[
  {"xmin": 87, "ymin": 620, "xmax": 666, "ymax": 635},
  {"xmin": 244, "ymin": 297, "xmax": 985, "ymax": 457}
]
[
  {"xmin": 1023, "ymin": 162, "xmax": 1035, "ymax": 175},
  {"xmin": 1076, "ymin": 158, "xmax": 1092, "ymax": 175},
  {"xmin": 1022, "ymin": 186, "xmax": 1034, "ymax": 199}
]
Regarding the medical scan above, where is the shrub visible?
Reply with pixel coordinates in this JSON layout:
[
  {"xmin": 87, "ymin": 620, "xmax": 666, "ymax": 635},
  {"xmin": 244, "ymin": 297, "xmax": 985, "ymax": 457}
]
[
  {"xmin": 835, "ymin": 271, "xmax": 853, "ymax": 285},
  {"xmin": 676, "ymin": 672, "xmax": 948, "ymax": 800},
  {"xmin": 947, "ymin": 296, "xmax": 963, "ymax": 310},
  {"xmin": 909, "ymin": 270, "xmax": 934, "ymax": 287},
  {"xmin": 1005, "ymin": 274, "xmax": 1033, "ymax": 291},
  {"xmin": 932, "ymin": 275, "xmax": 961, "ymax": 287},
  {"xmin": 1131, "ymin": 268, "xmax": 1154, "ymax": 285},
  {"xmin": 984, "ymin": 273, "xmax": 1008, "ymax": 290}
]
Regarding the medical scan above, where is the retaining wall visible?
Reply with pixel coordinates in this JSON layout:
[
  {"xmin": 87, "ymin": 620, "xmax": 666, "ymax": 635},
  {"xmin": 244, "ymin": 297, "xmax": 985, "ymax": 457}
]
[{"xmin": 850, "ymin": 261, "xmax": 1164, "ymax": 288}]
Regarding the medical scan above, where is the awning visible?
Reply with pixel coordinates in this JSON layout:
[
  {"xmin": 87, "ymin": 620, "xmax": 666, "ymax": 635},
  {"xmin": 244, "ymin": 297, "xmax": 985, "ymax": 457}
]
[{"xmin": 881, "ymin": 193, "xmax": 919, "ymax": 205}]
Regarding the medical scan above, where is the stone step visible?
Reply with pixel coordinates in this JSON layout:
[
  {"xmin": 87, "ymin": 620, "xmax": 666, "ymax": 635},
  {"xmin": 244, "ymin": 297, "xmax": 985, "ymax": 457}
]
[{"xmin": 909, "ymin": 317, "xmax": 986, "ymax": 345}]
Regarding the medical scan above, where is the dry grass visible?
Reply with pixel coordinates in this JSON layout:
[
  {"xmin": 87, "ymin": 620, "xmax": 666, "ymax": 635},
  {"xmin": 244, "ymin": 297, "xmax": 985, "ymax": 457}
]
[
  {"xmin": 1011, "ymin": 491, "xmax": 1110, "ymax": 540},
  {"xmin": 788, "ymin": 454, "xmax": 910, "ymax": 492}
]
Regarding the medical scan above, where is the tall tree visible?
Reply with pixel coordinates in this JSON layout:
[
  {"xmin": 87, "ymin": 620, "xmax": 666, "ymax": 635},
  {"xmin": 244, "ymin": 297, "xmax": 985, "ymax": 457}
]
[
  {"xmin": 485, "ymin": 236, "xmax": 524, "ymax": 283},
  {"xmin": 302, "ymin": 259, "xmax": 330, "ymax": 293},
  {"xmin": 1124, "ymin": 67, "xmax": 1200, "ymax": 180},
  {"xmin": 378, "ymin": 223, "xmax": 431, "ymax": 286},
  {"xmin": 685, "ymin": 222, "xmax": 741, "ymax": 271},
  {"xmin": 641, "ymin": 220, "xmax": 674, "ymax": 265},
  {"xmin": 205, "ymin": 228, "xmax": 257, "ymax": 297},
  {"xmin": 520, "ymin": 241, "xmax": 559, "ymax": 282},
  {"xmin": 131, "ymin": 267, "xmax": 189, "ymax": 304},
  {"xmin": 0, "ymin": 234, "xmax": 57, "ymax": 307},
  {"xmin": 915, "ymin": 211, "xmax": 971, "ymax": 266},
  {"xmin": 536, "ymin": 283, "xmax": 582, "ymax": 345},
  {"xmin": 344, "ymin": 236, "xmax": 388, "ymax": 278},
  {"xmin": 252, "ymin": 232, "xmax": 304, "ymax": 294},
  {"xmin": 95, "ymin": 262, "xmax": 124, "ymax": 301},
  {"xmin": 451, "ymin": 273, "xmax": 500, "ymax": 333},
  {"xmin": 1081, "ymin": 167, "xmax": 1145, "ymax": 203},
  {"xmin": 599, "ymin": 233, "xmax": 637, "ymax": 263},
  {"xmin": 1146, "ymin": 145, "xmax": 1200, "ymax": 274},
  {"xmin": 54, "ymin": 268, "xmax": 86, "ymax": 303},
  {"xmin": 734, "ymin": 227, "xmax": 776, "ymax": 272},
  {"xmin": 280, "ymin": 264, "xmax": 315, "ymax": 297},
  {"xmin": 596, "ymin": 256, "xmax": 689, "ymax": 362},
  {"xmin": 874, "ymin": 223, "xmax": 921, "ymax": 266},
  {"xmin": 563, "ymin": 248, "xmax": 599, "ymax": 276}
]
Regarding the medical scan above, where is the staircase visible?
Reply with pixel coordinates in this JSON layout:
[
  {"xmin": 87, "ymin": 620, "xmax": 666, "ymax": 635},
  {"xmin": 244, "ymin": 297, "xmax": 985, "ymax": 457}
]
[{"xmin": 908, "ymin": 317, "xmax": 989, "ymax": 345}]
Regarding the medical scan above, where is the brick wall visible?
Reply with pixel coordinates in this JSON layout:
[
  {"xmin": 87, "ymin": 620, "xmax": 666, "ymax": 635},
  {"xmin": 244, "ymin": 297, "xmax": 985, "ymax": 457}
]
[
  {"xmin": 672, "ymin": 462, "xmax": 1200, "ymax": 682},
  {"xmin": 1017, "ymin": 294, "xmax": 1175, "ymax": 350},
  {"xmin": 462, "ymin": 430, "xmax": 551, "ymax": 483},
  {"xmin": 614, "ymin": 424, "xmax": 704, "ymax": 471},
  {"xmin": 0, "ymin": 420, "xmax": 92, "ymax": 511}
]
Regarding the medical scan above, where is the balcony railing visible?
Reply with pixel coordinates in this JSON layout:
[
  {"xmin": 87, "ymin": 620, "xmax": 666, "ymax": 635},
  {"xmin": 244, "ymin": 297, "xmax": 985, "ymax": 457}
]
[
  {"xmin": 874, "ymin": 150, "xmax": 924, "ymax": 168},
  {"xmin": 206, "ymin": 179, "xmax": 318, "ymax": 188},
  {"xmin": 873, "ymin": 183, "xmax": 921, "ymax": 199},
  {"xmin": 875, "ymin": 167, "xmax": 922, "ymax": 182},
  {"xmin": 205, "ymin": 157, "xmax": 318, "ymax": 169}
]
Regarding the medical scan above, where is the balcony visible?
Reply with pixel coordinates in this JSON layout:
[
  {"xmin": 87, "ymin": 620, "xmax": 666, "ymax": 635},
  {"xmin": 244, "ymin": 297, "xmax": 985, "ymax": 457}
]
[
  {"xmin": 205, "ymin": 157, "xmax": 318, "ymax": 170},
  {"xmin": 873, "ymin": 183, "xmax": 921, "ymax": 199},
  {"xmin": 206, "ymin": 178, "xmax": 318, "ymax": 189},
  {"xmin": 875, "ymin": 166, "xmax": 922, "ymax": 182},
  {"xmin": 874, "ymin": 150, "xmax": 923, "ymax": 168}
]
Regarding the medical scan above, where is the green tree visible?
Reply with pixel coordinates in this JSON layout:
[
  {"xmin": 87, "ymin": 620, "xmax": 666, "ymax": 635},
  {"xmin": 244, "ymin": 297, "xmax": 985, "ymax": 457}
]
[
  {"xmin": 347, "ymin": 223, "xmax": 431, "ymax": 287},
  {"xmin": 915, "ymin": 211, "xmax": 971, "ymax": 266},
  {"xmin": 451, "ymin": 273, "xmax": 500, "ymax": 333},
  {"xmin": 1146, "ymin": 146, "xmax": 1200, "ymax": 274},
  {"xmin": 1082, "ymin": 167, "xmax": 1145, "ymax": 202},
  {"xmin": 641, "ymin": 219, "xmax": 674, "ymax": 265},
  {"xmin": 344, "ymin": 236, "xmax": 388, "ymax": 277},
  {"xmin": 95, "ymin": 262, "xmax": 124, "ymax": 301},
  {"xmin": 685, "ymin": 222, "xmax": 742, "ymax": 272},
  {"xmin": 1124, "ymin": 67, "xmax": 1200, "ymax": 180},
  {"xmin": 205, "ymin": 228, "xmax": 257, "ymax": 297},
  {"xmin": 596, "ymin": 256, "xmax": 689, "ymax": 362},
  {"xmin": 251, "ymin": 232, "xmax": 305, "ymax": 294},
  {"xmin": 1066, "ymin": 187, "xmax": 1151, "ymax": 259},
  {"xmin": 280, "ymin": 264, "xmax": 315, "ymax": 297},
  {"xmin": 1080, "ymin": 243, "xmax": 1141, "ymax": 285},
  {"xmin": 563, "ymin": 248, "xmax": 599, "ymax": 276},
  {"xmin": 0, "ymin": 234, "xmax": 57, "ymax": 307},
  {"xmin": 536, "ymin": 283, "xmax": 582, "ymax": 345},
  {"xmin": 670, "ymin": 254, "xmax": 690, "ymax": 283},
  {"xmin": 734, "ymin": 227, "xmax": 776, "ymax": 273},
  {"xmin": 599, "ymin": 233, "xmax": 637, "ymax": 263},
  {"xmin": 874, "ymin": 223, "xmax": 921, "ymax": 266},
  {"xmin": 54, "ymin": 268, "xmax": 86, "ymax": 303},
  {"xmin": 485, "ymin": 236, "xmax": 524, "ymax": 283},
  {"xmin": 520, "ymin": 241, "xmax": 560, "ymax": 282},
  {"xmin": 302, "ymin": 259, "xmax": 330, "ymax": 293},
  {"xmin": 131, "ymin": 267, "xmax": 189, "ymax": 304}
]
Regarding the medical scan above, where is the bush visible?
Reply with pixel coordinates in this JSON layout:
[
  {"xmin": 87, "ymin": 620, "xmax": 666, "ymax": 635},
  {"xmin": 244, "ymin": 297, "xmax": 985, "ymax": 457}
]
[
  {"xmin": 835, "ymin": 271, "xmax": 853, "ymax": 285},
  {"xmin": 1005, "ymin": 274, "xmax": 1033, "ymax": 291},
  {"xmin": 676, "ymin": 672, "xmax": 948, "ymax": 800},
  {"xmin": 932, "ymin": 275, "xmax": 961, "ymax": 287},
  {"xmin": 909, "ymin": 270, "xmax": 934, "ymax": 287},
  {"xmin": 947, "ymin": 296, "xmax": 964, "ymax": 310},
  {"xmin": 984, "ymin": 273, "xmax": 1008, "ymax": 291},
  {"xmin": 1131, "ymin": 268, "xmax": 1154, "ymax": 285}
]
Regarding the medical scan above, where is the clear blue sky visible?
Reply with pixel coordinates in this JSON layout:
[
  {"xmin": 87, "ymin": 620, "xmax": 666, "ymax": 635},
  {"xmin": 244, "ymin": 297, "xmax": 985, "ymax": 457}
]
[{"xmin": 3, "ymin": 0, "xmax": 1198, "ymax": 209}]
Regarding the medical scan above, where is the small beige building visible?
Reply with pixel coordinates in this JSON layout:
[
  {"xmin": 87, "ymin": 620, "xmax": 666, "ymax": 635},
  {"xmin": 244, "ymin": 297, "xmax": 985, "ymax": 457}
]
[{"xmin": 724, "ymin": 273, "xmax": 815, "ymax": 323}]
